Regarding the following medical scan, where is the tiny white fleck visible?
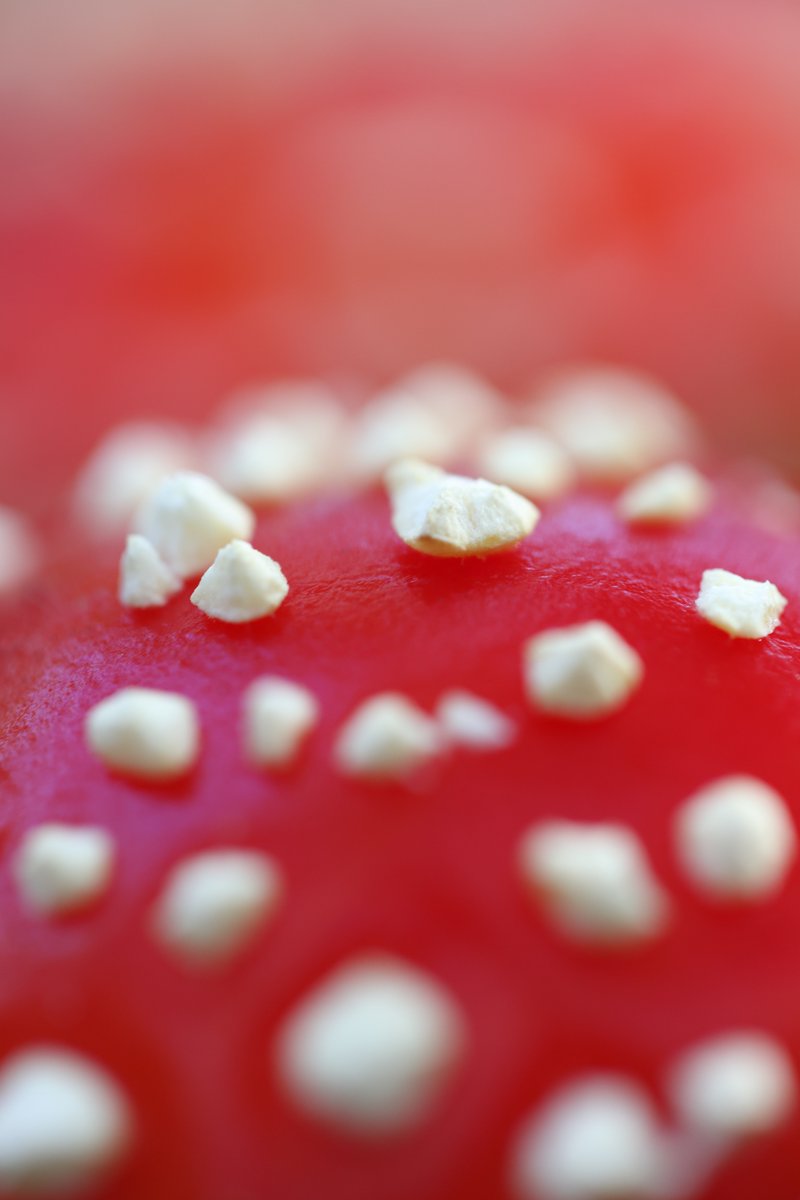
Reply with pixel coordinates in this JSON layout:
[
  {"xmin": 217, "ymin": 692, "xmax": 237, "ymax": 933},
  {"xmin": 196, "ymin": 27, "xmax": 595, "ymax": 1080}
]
[
  {"xmin": 675, "ymin": 775, "xmax": 796, "ymax": 899},
  {"xmin": 277, "ymin": 955, "xmax": 466, "ymax": 1134},
  {"xmin": 523, "ymin": 621, "xmax": 643, "ymax": 719},
  {"xmin": 14, "ymin": 825, "xmax": 115, "ymax": 917},
  {"xmin": 334, "ymin": 693, "xmax": 445, "ymax": 782},
  {"xmin": 133, "ymin": 471, "xmax": 255, "ymax": 579},
  {"xmin": 617, "ymin": 463, "xmax": 712, "ymax": 527},
  {"xmin": 518, "ymin": 821, "xmax": 669, "ymax": 945},
  {"xmin": 386, "ymin": 458, "xmax": 539, "ymax": 557},
  {"xmin": 696, "ymin": 568, "xmax": 787, "ymax": 639},
  {"xmin": 436, "ymin": 690, "xmax": 516, "ymax": 751},
  {"xmin": 0, "ymin": 1047, "xmax": 133, "ymax": 1195},
  {"xmin": 511, "ymin": 1075, "xmax": 666, "ymax": 1200},
  {"xmin": 0, "ymin": 507, "xmax": 40, "ymax": 597},
  {"xmin": 478, "ymin": 428, "xmax": 576, "ymax": 502},
  {"xmin": 118, "ymin": 534, "xmax": 181, "ymax": 609},
  {"xmin": 190, "ymin": 540, "xmax": 288, "ymax": 623},
  {"xmin": 243, "ymin": 677, "xmax": 319, "ymax": 768},
  {"xmin": 153, "ymin": 849, "xmax": 282, "ymax": 968},
  {"xmin": 670, "ymin": 1031, "xmax": 796, "ymax": 1139},
  {"xmin": 85, "ymin": 687, "xmax": 199, "ymax": 782}
]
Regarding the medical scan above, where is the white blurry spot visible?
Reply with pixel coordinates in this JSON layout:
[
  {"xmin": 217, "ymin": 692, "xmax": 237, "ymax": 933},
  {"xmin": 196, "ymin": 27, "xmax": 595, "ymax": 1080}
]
[
  {"xmin": 334, "ymin": 693, "xmax": 445, "ymax": 782},
  {"xmin": 436, "ymin": 690, "xmax": 516, "ymax": 751},
  {"xmin": 618, "ymin": 463, "xmax": 712, "ymax": 527},
  {"xmin": 118, "ymin": 534, "xmax": 181, "ymax": 609},
  {"xmin": 512, "ymin": 1075, "xmax": 666, "ymax": 1200},
  {"xmin": 73, "ymin": 422, "xmax": 195, "ymax": 537},
  {"xmin": 133, "ymin": 471, "xmax": 255, "ymax": 579},
  {"xmin": 153, "ymin": 849, "xmax": 282, "ymax": 968},
  {"xmin": 531, "ymin": 367, "xmax": 697, "ymax": 483},
  {"xmin": 351, "ymin": 363, "xmax": 503, "ymax": 480},
  {"xmin": 85, "ymin": 687, "xmax": 199, "ymax": 782},
  {"xmin": 386, "ymin": 458, "xmax": 539, "ymax": 557},
  {"xmin": 696, "ymin": 568, "xmax": 787, "ymax": 639},
  {"xmin": 0, "ymin": 1048, "xmax": 133, "ymax": 1195},
  {"xmin": 277, "ymin": 955, "xmax": 466, "ymax": 1134},
  {"xmin": 524, "ymin": 621, "xmax": 643, "ymax": 719},
  {"xmin": 0, "ymin": 507, "xmax": 40, "ymax": 596},
  {"xmin": 243, "ymin": 677, "xmax": 319, "ymax": 768},
  {"xmin": 676, "ymin": 775, "xmax": 796, "ymax": 900},
  {"xmin": 519, "ymin": 821, "xmax": 669, "ymax": 945},
  {"xmin": 670, "ymin": 1032, "xmax": 795, "ymax": 1139},
  {"xmin": 190, "ymin": 540, "xmax": 288, "ymax": 623},
  {"xmin": 478, "ymin": 428, "xmax": 576, "ymax": 502},
  {"xmin": 14, "ymin": 825, "xmax": 114, "ymax": 917}
]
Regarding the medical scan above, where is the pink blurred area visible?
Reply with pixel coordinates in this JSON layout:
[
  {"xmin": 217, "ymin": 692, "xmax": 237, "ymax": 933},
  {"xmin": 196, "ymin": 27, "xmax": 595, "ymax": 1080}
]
[{"xmin": 3, "ymin": 0, "xmax": 800, "ymax": 511}]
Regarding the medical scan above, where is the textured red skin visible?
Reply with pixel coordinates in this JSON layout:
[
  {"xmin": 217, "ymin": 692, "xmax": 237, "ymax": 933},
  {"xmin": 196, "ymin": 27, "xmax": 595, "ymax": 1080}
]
[{"xmin": 2, "ymin": 488, "xmax": 800, "ymax": 1199}]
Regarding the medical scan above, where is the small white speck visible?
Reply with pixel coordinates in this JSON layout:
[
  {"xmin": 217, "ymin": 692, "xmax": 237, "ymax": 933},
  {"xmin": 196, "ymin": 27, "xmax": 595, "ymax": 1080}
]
[
  {"xmin": 675, "ymin": 775, "xmax": 796, "ymax": 900},
  {"xmin": 519, "ymin": 821, "xmax": 669, "ymax": 945},
  {"xmin": 153, "ymin": 849, "xmax": 282, "ymax": 968},
  {"xmin": 386, "ymin": 458, "xmax": 539, "ymax": 557},
  {"xmin": 133, "ymin": 471, "xmax": 255, "ymax": 579},
  {"xmin": 0, "ymin": 507, "xmax": 40, "ymax": 596},
  {"xmin": 436, "ymin": 690, "xmax": 516, "ymax": 751},
  {"xmin": 14, "ymin": 826, "xmax": 114, "ymax": 917},
  {"xmin": 0, "ymin": 1048, "xmax": 133, "ymax": 1195},
  {"xmin": 243, "ymin": 677, "xmax": 319, "ymax": 768},
  {"xmin": 118, "ymin": 534, "xmax": 181, "ymax": 609},
  {"xmin": 190, "ymin": 540, "xmax": 288, "ymax": 623},
  {"xmin": 334, "ymin": 693, "xmax": 445, "ymax": 782},
  {"xmin": 277, "ymin": 955, "xmax": 466, "ymax": 1134},
  {"xmin": 696, "ymin": 568, "xmax": 787, "ymax": 639},
  {"xmin": 617, "ymin": 463, "xmax": 712, "ymax": 527},
  {"xmin": 524, "ymin": 621, "xmax": 643, "ymax": 719},
  {"xmin": 511, "ymin": 1075, "xmax": 666, "ymax": 1200},
  {"xmin": 670, "ymin": 1031, "xmax": 795, "ymax": 1139},
  {"xmin": 478, "ymin": 428, "xmax": 576, "ymax": 502},
  {"xmin": 85, "ymin": 687, "xmax": 199, "ymax": 782}
]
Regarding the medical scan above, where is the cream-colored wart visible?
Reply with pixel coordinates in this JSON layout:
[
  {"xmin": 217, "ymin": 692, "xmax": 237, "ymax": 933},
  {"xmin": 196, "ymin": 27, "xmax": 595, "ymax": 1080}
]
[
  {"xmin": 478, "ymin": 428, "xmax": 576, "ymax": 502},
  {"xmin": 133, "ymin": 471, "xmax": 255, "ymax": 579},
  {"xmin": 14, "ymin": 825, "xmax": 115, "ymax": 917},
  {"xmin": 85, "ymin": 687, "xmax": 199, "ymax": 782},
  {"xmin": 670, "ymin": 1032, "xmax": 796, "ymax": 1139},
  {"xmin": 618, "ymin": 463, "xmax": 712, "ymax": 527},
  {"xmin": 386, "ymin": 459, "xmax": 539, "ymax": 557},
  {"xmin": 675, "ymin": 775, "xmax": 796, "ymax": 900},
  {"xmin": 436, "ymin": 690, "xmax": 516, "ymax": 751},
  {"xmin": 118, "ymin": 534, "xmax": 181, "ymax": 608},
  {"xmin": 153, "ymin": 849, "xmax": 282, "ymax": 968},
  {"xmin": 276, "ymin": 955, "xmax": 467, "ymax": 1134},
  {"xmin": 0, "ymin": 1048, "xmax": 133, "ymax": 1195},
  {"xmin": 511, "ymin": 1075, "xmax": 667, "ymax": 1200},
  {"xmin": 190, "ymin": 540, "xmax": 288, "ymax": 623},
  {"xmin": 243, "ymin": 677, "xmax": 319, "ymax": 768},
  {"xmin": 696, "ymin": 568, "xmax": 787, "ymax": 639},
  {"xmin": 519, "ymin": 821, "xmax": 669, "ymax": 945},
  {"xmin": 523, "ymin": 621, "xmax": 643, "ymax": 719},
  {"xmin": 0, "ymin": 507, "xmax": 40, "ymax": 597},
  {"xmin": 334, "ymin": 693, "xmax": 445, "ymax": 782}
]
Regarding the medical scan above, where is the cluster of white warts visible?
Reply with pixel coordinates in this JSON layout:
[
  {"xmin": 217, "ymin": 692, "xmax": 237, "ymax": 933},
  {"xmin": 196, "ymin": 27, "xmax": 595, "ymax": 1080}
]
[{"xmin": 2, "ymin": 367, "xmax": 798, "ymax": 1197}]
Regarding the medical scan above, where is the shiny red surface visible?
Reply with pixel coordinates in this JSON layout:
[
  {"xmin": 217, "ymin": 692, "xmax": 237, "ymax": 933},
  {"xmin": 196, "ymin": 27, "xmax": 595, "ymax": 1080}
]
[{"xmin": 2, "ymin": 489, "xmax": 800, "ymax": 1198}]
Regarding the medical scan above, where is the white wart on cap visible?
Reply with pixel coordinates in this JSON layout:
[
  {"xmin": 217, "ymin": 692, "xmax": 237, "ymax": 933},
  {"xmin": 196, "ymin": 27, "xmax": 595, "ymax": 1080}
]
[
  {"xmin": 0, "ymin": 507, "xmax": 40, "ymax": 597},
  {"xmin": 523, "ymin": 621, "xmax": 643, "ymax": 719},
  {"xmin": 436, "ymin": 690, "xmax": 516, "ymax": 752},
  {"xmin": 0, "ymin": 1048, "xmax": 133, "ymax": 1195},
  {"xmin": 478, "ymin": 428, "xmax": 576, "ymax": 502},
  {"xmin": 519, "ymin": 821, "xmax": 669, "ymax": 945},
  {"xmin": 153, "ymin": 849, "xmax": 282, "ymax": 968},
  {"xmin": 243, "ymin": 677, "xmax": 319, "ymax": 768},
  {"xmin": 334, "ymin": 693, "xmax": 444, "ymax": 782},
  {"xmin": 14, "ymin": 825, "xmax": 115, "ymax": 917},
  {"xmin": 696, "ymin": 568, "xmax": 787, "ymax": 639},
  {"xmin": 277, "ymin": 955, "xmax": 466, "ymax": 1134},
  {"xmin": 133, "ymin": 471, "xmax": 255, "ymax": 579},
  {"xmin": 617, "ymin": 463, "xmax": 712, "ymax": 527},
  {"xmin": 675, "ymin": 775, "xmax": 796, "ymax": 900},
  {"xmin": 85, "ymin": 687, "xmax": 199, "ymax": 782},
  {"xmin": 386, "ymin": 459, "xmax": 539, "ymax": 557},
  {"xmin": 118, "ymin": 534, "xmax": 181, "ymax": 609},
  {"xmin": 190, "ymin": 540, "xmax": 288, "ymax": 623}
]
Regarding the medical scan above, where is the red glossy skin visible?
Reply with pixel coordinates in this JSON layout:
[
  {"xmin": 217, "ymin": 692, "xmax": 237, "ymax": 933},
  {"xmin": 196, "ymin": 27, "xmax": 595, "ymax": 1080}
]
[{"xmin": 2, "ymin": 487, "xmax": 800, "ymax": 1199}]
